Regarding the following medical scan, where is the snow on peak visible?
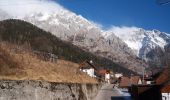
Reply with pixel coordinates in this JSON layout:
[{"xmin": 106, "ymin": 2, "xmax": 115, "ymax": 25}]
[
  {"xmin": 106, "ymin": 26, "xmax": 169, "ymax": 57},
  {"xmin": 106, "ymin": 26, "xmax": 143, "ymax": 55}
]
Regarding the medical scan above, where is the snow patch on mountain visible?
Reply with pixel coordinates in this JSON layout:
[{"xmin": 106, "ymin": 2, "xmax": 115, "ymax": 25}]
[
  {"xmin": 107, "ymin": 26, "xmax": 169, "ymax": 59},
  {"xmin": 104, "ymin": 26, "xmax": 143, "ymax": 55}
]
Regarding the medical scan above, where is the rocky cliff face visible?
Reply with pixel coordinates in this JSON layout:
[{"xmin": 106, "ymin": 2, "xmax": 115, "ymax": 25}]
[
  {"xmin": 107, "ymin": 27, "xmax": 170, "ymax": 68},
  {"xmin": 107, "ymin": 27, "xmax": 169, "ymax": 59},
  {"xmin": 0, "ymin": 80, "xmax": 101, "ymax": 100}
]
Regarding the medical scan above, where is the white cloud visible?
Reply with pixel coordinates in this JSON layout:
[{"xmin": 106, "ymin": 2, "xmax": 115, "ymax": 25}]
[
  {"xmin": 0, "ymin": 0, "xmax": 142, "ymax": 33},
  {"xmin": 0, "ymin": 0, "xmax": 64, "ymax": 18},
  {"xmin": 89, "ymin": 20, "xmax": 103, "ymax": 29},
  {"xmin": 107, "ymin": 26, "xmax": 142, "ymax": 54},
  {"xmin": 108, "ymin": 26, "xmax": 140, "ymax": 36}
]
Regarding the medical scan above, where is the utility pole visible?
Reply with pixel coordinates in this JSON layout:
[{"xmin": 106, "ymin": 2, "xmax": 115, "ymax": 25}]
[
  {"xmin": 142, "ymin": 55, "xmax": 145, "ymax": 84},
  {"xmin": 142, "ymin": 66, "xmax": 145, "ymax": 84},
  {"xmin": 73, "ymin": 32, "xmax": 77, "ymax": 44}
]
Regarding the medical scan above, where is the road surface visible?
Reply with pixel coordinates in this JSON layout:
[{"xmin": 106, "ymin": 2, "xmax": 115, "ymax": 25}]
[{"xmin": 93, "ymin": 84, "xmax": 131, "ymax": 100}]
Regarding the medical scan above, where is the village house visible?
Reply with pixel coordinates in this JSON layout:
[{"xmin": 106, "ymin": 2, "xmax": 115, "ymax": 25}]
[
  {"xmin": 79, "ymin": 60, "xmax": 113, "ymax": 83},
  {"xmin": 118, "ymin": 75, "xmax": 160, "ymax": 100},
  {"xmin": 79, "ymin": 60, "xmax": 97, "ymax": 78},
  {"xmin": 162, "ymin": 82, "xmax": 170, "ymax": 100},
  {"xmin": 130, "ymin": 76, "xmax": 143, "ymax": 85},
  {"xmin": 119, "ymin": 76, "xmax": 143, "ymax": 88},
  {"xmin": 105, "ymin": 70, "xmax": 111, "ymax": 84},
  {"xmin": 81, "ymin": 67, "xmax": 96, "ymax": 77},
  {"xmin": 114, "ymin": 72, "xmax": 123, "ymax": 79},
  {"xmin": 124, "ymin": 67, "xmax": 170, "ymax": 100},
  {"xmin": 97, "ymin": 69, "xmax": 107, "ymax": 79},
  {"xmin": 144, "ymin": 75, "xmax": 155, "ymax": 85},
  {"xmin": 97, "ymin": 69, "xmax": 111, "ymax": 84},
  {"xmin": 155, "ymin": 67, "xmax": 170, "ymax": 100},
  {"xmin": 119, "ymin": 76, "xmax": 131, "ymax": 88}
]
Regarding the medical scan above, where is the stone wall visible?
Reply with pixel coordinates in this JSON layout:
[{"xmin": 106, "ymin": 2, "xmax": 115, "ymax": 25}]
[{"xmin": 0, "ymin": 80, "xmax": 101, "ymax": 100}]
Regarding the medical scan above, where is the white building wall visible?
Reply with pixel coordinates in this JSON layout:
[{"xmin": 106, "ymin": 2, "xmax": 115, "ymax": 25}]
[
  {"xmin": 105, "ymin": 73, "xmax": 110, "ymax": 84},
  {"xmin": 162, "ymin": 93, "xmax": 170, "ymax": 100},
  {"xmin": 115, "ymin": 73, "xmax": 123, "ymax": 78},
  {"xmin": 138, "ymin": 79, "xmax": 142, "ymax": 84},
  {"xmin": 81, "ymin": 68, "xmax": 95, "ymax": 77},
  {"xmin": 146, "ymin": 81, "xmax": 151, "ymax": 85}
]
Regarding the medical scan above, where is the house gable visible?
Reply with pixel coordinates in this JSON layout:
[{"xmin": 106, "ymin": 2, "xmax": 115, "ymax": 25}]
[{"xmin": 138, "ymin": 79, "xmax": 142, "ymax": 85}]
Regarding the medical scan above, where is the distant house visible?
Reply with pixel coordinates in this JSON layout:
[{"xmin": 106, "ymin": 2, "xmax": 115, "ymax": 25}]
[
  {"xmin": 131, "ymin": 76, "xmax": 143, "ymax": 85},
  {"xmin": 97, "ymin": 69, "xmax": 107, "ymax": 77},
  {"xmin": 119, "ymin": 76, "xmax": 131, "ymax": 88},
  {"xmin": 162, "ymin": 82, "xmax": 170, "ymax": 100},
  {"xmin": 119, "ymin": 76, "xmax": 143, "ymax": 88},
  {"xmin": 126, "ymin": 76, "xmax": 161, "ymax": 100},
  {"xmin": 79, "ymin": 60, "xmax": 97, "ymax": 78},
  {"xmin": 81, "ymin": 67, "xmax": 95, "ymax": 77},
  {"xmin": 105, "ymin": 70, "xmax": 111, "ymax": 84},
  {"xmin": 144, "ymin": 76, "xmax": 155, "ymax": 85},
  {"xmin": 130, "ymin": 85, "xmax": 162, "ymax": 100},
  {"xmin": 115, "ymin": 72, "xmax": 123, "ymax": 78},
  {"xmin": 128, "ymin": 67, "xmax": 170, "ymax": 100},
  {"xmin": 97, "ymin": 69, "xmax": 111, "ymax": 83},
  {"xmin": 161, "ymin": 83, "xmax": 170, "ymax": 93},
  {"xmin": 155, "ymin": 67, "xmax": 170, "ymax": 100}
]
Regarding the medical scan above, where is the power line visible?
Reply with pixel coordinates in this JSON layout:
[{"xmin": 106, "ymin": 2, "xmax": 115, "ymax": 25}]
[{"xmin": 156, "ymin": 0, "xmax": 170, "ymax": 5}]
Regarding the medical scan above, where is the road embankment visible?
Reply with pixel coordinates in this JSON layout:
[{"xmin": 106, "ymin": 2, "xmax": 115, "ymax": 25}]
[{"xmin": 0, "ymin": 80, "xmax": 101, "ymax": 100}]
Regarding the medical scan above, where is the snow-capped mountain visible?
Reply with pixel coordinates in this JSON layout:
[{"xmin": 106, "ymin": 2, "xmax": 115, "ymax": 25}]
[
  {"xmin": 106, "ymin": 26, "xmax": 170, "ymax": 66},
  {"xmin": 0, "ymin": 0, "xmax": 150, "ymax": 74},
  {"xmin": 22, "ymin": 9, "xmax": 146, "ymax": 73}
]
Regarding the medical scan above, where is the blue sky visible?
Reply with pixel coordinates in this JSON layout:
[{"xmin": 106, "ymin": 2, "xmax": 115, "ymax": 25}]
[{"xmin": 57, "ymin": 0, "xmax": 170, "ymax": 33}]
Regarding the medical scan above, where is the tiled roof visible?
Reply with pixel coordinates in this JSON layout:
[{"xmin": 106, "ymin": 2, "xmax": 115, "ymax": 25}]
[
  {"xmin": 119, "ymin": 76, "xmax": 144, "ymax": 88},
  {"xmin": 119, "ymin": 77, "xmax": 131, "ymax": 88},
  {"xmin": 161, "ymin": 83, "xmax": 170, "ymax": 92},
  {"xmin": 131, "ymin": 76, "xmax": 141, "ymax": 85},
  {"xmin": 79, "ymin": 60, "xmax": 97, "ymax": 70},
  {"xmin": 97, "ymin": 69, "xmax": 107, "ymax": 76},
  {"xmin": 156, "ymin": 68, "xmax": 169, "ymax": 85},
  {"xmin": 156, "ymin": 68, "xmax": 170, "ymax": 92}
]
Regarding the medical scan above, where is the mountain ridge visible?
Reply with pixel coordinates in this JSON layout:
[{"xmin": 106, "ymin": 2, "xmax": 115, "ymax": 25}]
[{"xmin": 106, "ymin": 26, "xmax": 170, "ymax": 67}]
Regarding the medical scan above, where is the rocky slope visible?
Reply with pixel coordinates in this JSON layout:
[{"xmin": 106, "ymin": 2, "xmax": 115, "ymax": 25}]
[{"xmin": 107, "ymin": 27, "xmax": 170, "ymax": 67}]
